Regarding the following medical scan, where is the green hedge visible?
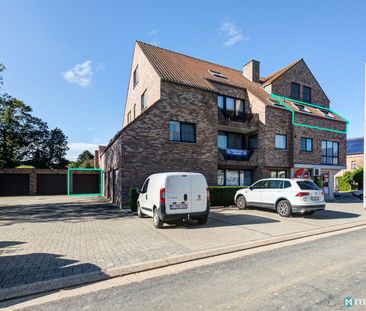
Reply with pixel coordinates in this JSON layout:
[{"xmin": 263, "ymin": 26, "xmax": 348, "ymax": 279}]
[
  {"xmin": 128, "ymin": 187, "xmax": 139, "ymax": 212},
  {"xmin": 336, "ymin": 176, "xmax": 351, "ymax": 192},
  {"xmin": 209, "ymin": 186, "xmax": 247, "ymax": 207}
]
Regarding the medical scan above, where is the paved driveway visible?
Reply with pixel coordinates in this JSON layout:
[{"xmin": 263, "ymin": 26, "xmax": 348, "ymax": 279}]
[{"xmin": 0, "ymin": 195, "xmax": 364, "ymax": 294}]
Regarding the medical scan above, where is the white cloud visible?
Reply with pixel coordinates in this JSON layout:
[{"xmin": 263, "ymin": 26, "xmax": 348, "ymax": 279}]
[
  {"xmin": 63, "ymin": 60, "xmax": 93, "ymax": 87},
  {"xmin": 67, "ymin": 142, "xmax": 99, "ymax": 161},
  {"xmin": 220, "ymin": 21, "xmax": 249, "ymax": 47},
  {"xmin": 149, "ymin": 29, "xmax": 158, "ymax": 35}
]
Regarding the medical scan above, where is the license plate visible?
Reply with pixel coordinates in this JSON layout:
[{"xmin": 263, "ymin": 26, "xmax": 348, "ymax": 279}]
[
  {"xmin": 311, "ymin": 196, "xmax": 320, "ymax": 201},
  {"xmin": 170, "ymin": 203, "xmax": 188, "ymax": 210}
]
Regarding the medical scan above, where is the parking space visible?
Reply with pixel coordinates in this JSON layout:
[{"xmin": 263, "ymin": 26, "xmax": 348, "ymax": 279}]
[{"xmin": 0, "ymin": 195, "xmax": 364, "ymax": 294}]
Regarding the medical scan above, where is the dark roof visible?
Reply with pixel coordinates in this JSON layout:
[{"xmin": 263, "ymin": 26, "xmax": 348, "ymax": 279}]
[
  {"xmin": 347, "ymin": 138, "xmax": 364, "ymax": 155},
  {"xmin": 137, "ymin": 41, "xmax": 271, "ymax": 102}
]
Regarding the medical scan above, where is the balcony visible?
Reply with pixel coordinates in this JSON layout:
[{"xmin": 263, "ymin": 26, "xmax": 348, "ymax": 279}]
[
  {"xmin": 218, "ymin": 109, "xmax": 257, "ymax": 134},
  {"xmin": 218, "ymin": 148, "xmax": 258, "ymax": 168}
]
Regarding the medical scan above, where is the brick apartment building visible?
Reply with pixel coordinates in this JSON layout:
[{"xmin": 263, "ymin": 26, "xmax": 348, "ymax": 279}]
[{"xmin": 98, "ymin": 41, "xmax": 347, "ymax": 207}]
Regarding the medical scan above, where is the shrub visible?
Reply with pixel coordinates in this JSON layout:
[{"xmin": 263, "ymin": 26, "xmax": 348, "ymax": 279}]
[
  {"xmin": 336, "ymin": 176, "xmax": 351, "ymax": 192},
  {"xmin": 128, "ymin": 187, "xmax": 139, "ymax": 212},
  {"xmin": 353, "ymin": 167, "xmax": 363, "ymax": 189},
  {"xmin": 209, "ymin": 186, "xmax": 247, "ymax": 207}
]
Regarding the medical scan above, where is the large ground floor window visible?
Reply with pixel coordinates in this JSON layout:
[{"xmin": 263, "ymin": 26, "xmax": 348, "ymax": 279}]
[{"xmin": 217, "ymin": 169, "xmax": 252, "ymax": 186}]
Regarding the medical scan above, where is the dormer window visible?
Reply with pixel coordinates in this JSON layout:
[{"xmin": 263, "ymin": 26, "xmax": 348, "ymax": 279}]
[
  {"xmin": 320, "ymin": 109, "xmax": 336, "ymax": 119},
  {"xmin": 209, "ymin": 69, "xmax": 227, "ymax": 79},
  {"xmin": 295, "ymin": 104, "xmax": 311, "ymax": 113}
]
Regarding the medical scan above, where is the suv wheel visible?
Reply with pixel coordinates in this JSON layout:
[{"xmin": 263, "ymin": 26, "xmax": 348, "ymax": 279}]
[
  {"xmin": 236, "ymin": 195, "xmax": 247, "ymax": 210},
  {"xmin": 153, "ymin": 208, "xmax": 163, "ymax": 229},
  {"xmin": 276, "ymin": 200, "xmax": 292, "ymax": 217}
]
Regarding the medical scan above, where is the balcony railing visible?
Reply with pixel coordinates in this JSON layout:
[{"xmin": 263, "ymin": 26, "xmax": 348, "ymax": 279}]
[{"xmin": 219, "ymin": 148, "xmax": 253, "ymax": 161}]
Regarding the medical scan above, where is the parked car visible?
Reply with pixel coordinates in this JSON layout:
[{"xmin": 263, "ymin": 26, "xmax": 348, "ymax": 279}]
[
  {"xmin": 352, "ymin": 190, "xmax": 363, "ymax": 200},
  {"xmin": 234, "ymin": 178, "xmax": 325, "ymax": 217},
  {"xmin": 137, "ymin": 172, "xmax": 210, "ymax": 228}
]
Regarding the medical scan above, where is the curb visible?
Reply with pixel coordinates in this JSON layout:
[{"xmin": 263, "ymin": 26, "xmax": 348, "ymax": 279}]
[{"xmin": 1, "ymin": 220, "xmax": 366, "ymax": 302}]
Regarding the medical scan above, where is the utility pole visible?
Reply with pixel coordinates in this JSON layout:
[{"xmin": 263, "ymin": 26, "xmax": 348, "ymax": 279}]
[{"xmin": 364, "ymin": 64, "xmax": 366, "ymax": 210}]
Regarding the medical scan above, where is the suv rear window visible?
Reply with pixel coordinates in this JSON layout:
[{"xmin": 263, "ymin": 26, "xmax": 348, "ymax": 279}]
[{"xmin": 297, "ymin": 181, "xmax": 320, "ymax": 190}]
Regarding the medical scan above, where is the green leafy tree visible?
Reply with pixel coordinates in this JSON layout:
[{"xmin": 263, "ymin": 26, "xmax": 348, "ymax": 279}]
[
  {"xmin": 0, "ymin": 63, "xmax": 5, "ymax": 88},
  {"xmin": 76, "ymin": 150, "xmax": 94, "ymax": 165}
]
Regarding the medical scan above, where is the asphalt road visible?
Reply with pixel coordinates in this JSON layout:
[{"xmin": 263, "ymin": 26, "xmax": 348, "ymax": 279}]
[{"xmin": 12, "ymin": 228, "xmax": 366, "ymax": 311}]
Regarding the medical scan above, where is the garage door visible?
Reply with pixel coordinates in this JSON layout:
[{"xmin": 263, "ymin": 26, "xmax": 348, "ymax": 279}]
[
  {"xmin": 37, "ymin": 174, "xmax": 67, "ymax": 195},
  {"xmin": 0, "ymin": 174, "xmax": 29, "ymax": 196},
  {"xmin": 73, "ymin": 174, "xmax": 100, "ymax": 194}
]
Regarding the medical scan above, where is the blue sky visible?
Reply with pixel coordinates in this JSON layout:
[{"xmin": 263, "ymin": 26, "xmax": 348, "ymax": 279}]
[{"xmin": 0, "ymin": 0, "xmax": 365, "ymax": 160}]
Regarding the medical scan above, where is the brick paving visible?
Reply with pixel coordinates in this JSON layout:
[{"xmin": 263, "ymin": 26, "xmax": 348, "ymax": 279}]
[{"xmin": 0, "ymin": 195, "xmax": 364, "ymax": 292}]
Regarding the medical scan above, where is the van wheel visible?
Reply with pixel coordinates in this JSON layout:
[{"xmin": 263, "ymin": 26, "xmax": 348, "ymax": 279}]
[
  {"xmin": 276, "ymin": 200, "xmax": 292, "ymax": 217},
  {"xmin": 137, "ymin": 203, "xmax": 144, "ymax": 218},
  {"xmin": 153, "ymin": 208, "xmax": 163, "ymax": 228},
  {"xmin": 197, "ymin": 214, "xmax": 208, "ymax": 225},
  {"xmin": 236, "ymin": 195, "xmax": 247, "ymax": 210}
]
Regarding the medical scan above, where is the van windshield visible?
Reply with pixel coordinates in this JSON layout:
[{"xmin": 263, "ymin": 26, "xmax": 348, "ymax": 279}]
[{"xmin": 297, "ymin": 181, "xmax": 320, "ymax": 190}]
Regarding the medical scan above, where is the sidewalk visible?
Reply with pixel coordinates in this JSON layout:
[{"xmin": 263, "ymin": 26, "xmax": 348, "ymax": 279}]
[{"xmin": 0, "ymin": 195, "xmax": 364, "ymax": 301}]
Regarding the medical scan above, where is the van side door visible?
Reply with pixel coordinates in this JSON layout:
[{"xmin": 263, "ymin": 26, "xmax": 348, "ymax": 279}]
[{"xmin": 139, "ymin": 178, "xmax": 151, "ymax": 212}]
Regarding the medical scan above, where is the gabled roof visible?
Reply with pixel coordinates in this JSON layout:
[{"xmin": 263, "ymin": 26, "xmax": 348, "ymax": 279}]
[
  {"xmin": 137, "ymin": 41, "xmax": 270, "ymax": 102},
  {"xmin": 261, "ymin": 59, "xmax": 303, "ymax": 86},
  {"xmin": 347, "ymin": 137, "xmax": 364, "ymax": 155}
]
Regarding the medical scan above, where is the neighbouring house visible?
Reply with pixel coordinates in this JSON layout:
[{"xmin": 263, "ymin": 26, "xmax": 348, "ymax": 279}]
[
  {"xmin": 346, "ymin": 137, "xmax": 364, "ymax": 170},
  {"xmin": 97, "ymin": 41, "xmax": 348, "ymax": 207}
]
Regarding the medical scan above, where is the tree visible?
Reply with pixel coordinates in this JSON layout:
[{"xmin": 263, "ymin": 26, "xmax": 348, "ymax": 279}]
[
  {"xmin": 0, "ymin": 95, "xmax": 40, "ymax": 167},
  {"xmin": 77, "ymin": 150, "xmax": 94, "ymax": 165},
  {"xmin": 0, "ymin": 63, "xmax": 5, "ymax": 88}
]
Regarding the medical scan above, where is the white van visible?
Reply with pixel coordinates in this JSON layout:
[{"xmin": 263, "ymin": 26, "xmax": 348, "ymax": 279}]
[{"xmin": 137, "ymin": 172, "xmax": 210, "ymax": 228}]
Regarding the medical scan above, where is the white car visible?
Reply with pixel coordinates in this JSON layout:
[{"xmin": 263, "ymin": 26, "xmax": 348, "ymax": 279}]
[
  {"xmin": 234, "ymin": 178, "xmax": 325, "ymax": 217},
  {"xmin": 137, "ymin": 172, "xmax": 210, "ymax": 228}
]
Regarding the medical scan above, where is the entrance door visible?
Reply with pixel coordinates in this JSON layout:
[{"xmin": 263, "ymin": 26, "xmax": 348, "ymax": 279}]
[{"xmin": 321, "ymin": 171, "xmax": 330, "ymax": 200}]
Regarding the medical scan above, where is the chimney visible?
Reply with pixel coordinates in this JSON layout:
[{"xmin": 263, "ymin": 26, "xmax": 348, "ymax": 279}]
[{"xmin": 243, "ymin": 59, "xmax": 260, "ymax": 83}]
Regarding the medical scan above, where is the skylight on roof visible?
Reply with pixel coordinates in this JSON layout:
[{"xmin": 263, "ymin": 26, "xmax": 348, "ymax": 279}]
[
  {"xmin": 320, "ymin": 109, "xmax": 336, "ymax": 118},
  {"xmin": 208, "ymin": 69, "xmax": 227, "ymax": 79},
  {"xmin": 295, "ymin": 103, "xmax": 311, "ymax": 113}
]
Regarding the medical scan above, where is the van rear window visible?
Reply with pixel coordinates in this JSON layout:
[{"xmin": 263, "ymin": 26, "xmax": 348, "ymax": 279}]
[{"xmin": 297, "ymin": 181, "xmax": 320, "ymax": 190}]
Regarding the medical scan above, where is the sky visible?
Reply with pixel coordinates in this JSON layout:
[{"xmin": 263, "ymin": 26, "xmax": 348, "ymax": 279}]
[{"xmin": 0, "ymin": 0, "xmax": 365, "ymax": 160}]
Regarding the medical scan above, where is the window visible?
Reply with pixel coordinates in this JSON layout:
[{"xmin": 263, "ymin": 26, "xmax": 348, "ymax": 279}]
[
  {"xmin": 141, "ymin": 90, "xmax": 147, "ymax": 110},
  {"xmin": 133, "ymin": 66, "xmax": 139, "ymax": 87},
  {"xmin": 133, "ymin": 104, "xmax": 136, "ymax": 120},
  {"xmin": 252, "ymin": 180, "xmax": 267, "ymax": 189},
  {"xmin": 217, "ymin": 95, "xmax": 245, "ymax": 122},
  {"xmin": 127, "ymin": 111, "xmax": 131, "ymax": 124},
  {"xmin": 303, "ymin": 86, "xmax": 311, "ymax": 102},
  {"xmin": 301, "ymin": 137, "xmax": 313, "ymax": 152},
  {"xmin": 217, "ymin": 170, "xmax": 251, "ymax": 186},
  {"xmin": 319, "ymin": 109, "xmax": 336, "ymax": 119},
  {"xmin": 168, "ymin": 121, "xmax": 196, "ymax": 143},
  {"xmin": 141, "ymin": 178, "xmax": 149, "ymax": 193},
  {"xmin": 283, "ymin": 181, "xmax": 291, "ymax": 188},
  {"xmin": 275, "ymin": 134, "xmax": 287, "ymax": 149},
  {"xmin": 266, "ymin": 180, "xmax": 283, "ymax": 189},
  {"xmin": 351, "ymin": 161, "xmax": 357, "ymax": 169},
  {"xmin": 297, "ymin": 181, "xmax": 320, "ymax": 190},
  {"xmin": 291, "ymin": 82, "xmax": 300, "ymax": 99},
  {"xmin": 249, "ymin": 134, "xmax": 258, "ymax": 150},
  {"xmin": 270, "ymin": 170, "xmax": 287, "ymax": 178},
  {"xmin": 217, "ymin": 132, "xmax": 244, "ymax": 149},
  {"xmin": 208, "ymin": 69, "xmax": 227, "ymax": 79},
  {"xmin": 322, "ymin": 140, "xmax": 339, "ymax": 165},
  {"xmin": 295, "ymin": 103, "xmax": 311, "ymax": 113}
]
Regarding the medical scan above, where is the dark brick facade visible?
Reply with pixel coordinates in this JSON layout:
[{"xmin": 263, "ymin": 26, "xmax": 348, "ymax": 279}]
[{"xmin": 100, "ymin": 45, "xmax": 347, "ymax": 206}]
